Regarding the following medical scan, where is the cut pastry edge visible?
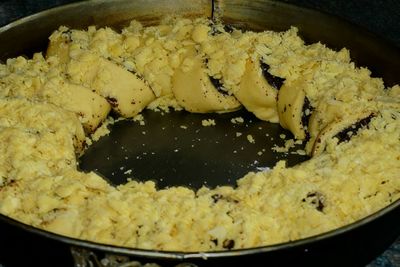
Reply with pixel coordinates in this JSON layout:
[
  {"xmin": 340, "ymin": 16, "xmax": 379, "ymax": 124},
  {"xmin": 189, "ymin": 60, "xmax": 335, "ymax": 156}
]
[
  {"xmin": 233, "ymin": 58, "xmax": 279, "ymax": 123},
  {"xmin": 40, "ymin": 78, "xmax": 111, "ymax": 134},
  {"xmin": 305, "ymin": 96, "xmax": 397, "ymax": 155},
  {"xmin": 259, "ymin": 59, "xmax": 285, "ymax": 91},
  {"xmin": 47, "ymin": 31, "xmax": 156, "ymax": 118},
  {"xmin": 277, "ymin": 79, "xmax": 313, "ymax": 140},
  {"xmin": 172, "ymin": 47, "xmax": 241, "ymax": 113},
  {"xmin": 310, "ymin": 111, "xmax": 376, "ymax": 156},
  {"xmin": 66, "ymin": 53, "xmax": 156, "ymax": 118}
]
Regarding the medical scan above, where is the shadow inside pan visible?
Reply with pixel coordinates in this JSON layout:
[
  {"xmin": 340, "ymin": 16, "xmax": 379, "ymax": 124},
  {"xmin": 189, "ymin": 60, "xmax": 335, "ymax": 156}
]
[{"xmin": 79, "ymin": 109, "xmax": 309, "ymax": 189}]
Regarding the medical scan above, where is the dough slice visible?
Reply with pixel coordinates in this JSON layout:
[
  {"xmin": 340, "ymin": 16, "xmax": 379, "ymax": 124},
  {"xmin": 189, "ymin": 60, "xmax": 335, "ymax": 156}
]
[
  {"xmin": 311, "ymin": 112, "xmax": 375, "ymax": 156},
  {"xmin": 277, "ymin": 79, "xmax": 313, "ymax": 139},
  {"xmin": 234, "ymin": 58, "xmax": 279, "ymax": 122},
  {"xmin": 40, "ymin": 77, "xmax": 111, "ymax": 133},
  {"xmin": 66, "ymin": 52, "xmax": 155, "ymax": 118},
  {"xmin": 0, "ymin": 54, "xmax": 111, "ymax": 133},
  {"xmin": 172, "ymin": 46, "xmax": 241, "ymax": 113},
  {"xmin": 0, "ymin": 97, "xmax": 86, "ymax": 152}
]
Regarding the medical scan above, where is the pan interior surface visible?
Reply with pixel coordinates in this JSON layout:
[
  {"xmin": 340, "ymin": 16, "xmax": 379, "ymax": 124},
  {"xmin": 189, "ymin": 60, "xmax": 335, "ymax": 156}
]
[
  {"xmin": 79, "ymin": 109, "xmax": 308, "ymax": 189},
  {"xmin": 0, "ymin": 0, "xmax": 400, "ymax": 264}
]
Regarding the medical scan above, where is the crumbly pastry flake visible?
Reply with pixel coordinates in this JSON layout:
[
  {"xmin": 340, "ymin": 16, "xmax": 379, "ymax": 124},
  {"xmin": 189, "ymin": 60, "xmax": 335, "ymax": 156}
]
[{"xmin": 0, "ymin": 17, "xmax": 398, "ymax": 252}]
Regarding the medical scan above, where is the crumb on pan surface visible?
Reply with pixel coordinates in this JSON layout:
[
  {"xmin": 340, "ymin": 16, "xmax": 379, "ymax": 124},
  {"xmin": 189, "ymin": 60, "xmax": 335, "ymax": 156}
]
[{"xmin": 0, "ymin": 16, "xmax": 398, "ymax": 252}]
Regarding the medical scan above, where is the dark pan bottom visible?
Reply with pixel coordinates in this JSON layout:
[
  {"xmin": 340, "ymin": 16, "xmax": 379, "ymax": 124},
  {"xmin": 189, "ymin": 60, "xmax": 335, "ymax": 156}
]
[{"xmin": 79, "ymin": 109, "xmax": 309, "ymax": 189}]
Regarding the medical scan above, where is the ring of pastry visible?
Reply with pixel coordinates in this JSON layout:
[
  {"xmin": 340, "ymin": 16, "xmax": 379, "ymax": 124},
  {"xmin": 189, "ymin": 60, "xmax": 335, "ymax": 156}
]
[{"xmin": 0, "ymin": 17, "xmax": 398, "ymax": 252}]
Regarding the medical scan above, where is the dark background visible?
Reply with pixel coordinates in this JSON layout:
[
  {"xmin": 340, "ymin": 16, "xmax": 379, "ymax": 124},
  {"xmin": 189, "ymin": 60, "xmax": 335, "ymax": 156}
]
[{"xmin": 0, "ymin": 0, "xmax": 399, "ymax": 266}]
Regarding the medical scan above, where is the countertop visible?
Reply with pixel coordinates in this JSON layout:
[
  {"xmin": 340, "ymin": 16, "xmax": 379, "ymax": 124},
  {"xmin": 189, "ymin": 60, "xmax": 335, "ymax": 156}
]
[{"xmin": 0, "ymin": 0, "xmax": 399, "ymax": 266}]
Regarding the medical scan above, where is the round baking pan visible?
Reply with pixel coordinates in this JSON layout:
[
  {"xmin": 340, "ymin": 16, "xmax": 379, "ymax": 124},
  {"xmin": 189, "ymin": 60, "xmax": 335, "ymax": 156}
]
[{"xmin": 0, "ymin": 0, "xmax": 399, "ymax": 266}]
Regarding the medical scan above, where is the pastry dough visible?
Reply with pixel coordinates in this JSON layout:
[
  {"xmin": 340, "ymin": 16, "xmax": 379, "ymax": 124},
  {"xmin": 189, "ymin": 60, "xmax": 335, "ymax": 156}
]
[
  {"xmin": 172, "ymin": 46, "xmax": 241, "ymax": 113},
  {"xmin": 0, "ymin": 17, "xmax": 398, "ymax": 252}
]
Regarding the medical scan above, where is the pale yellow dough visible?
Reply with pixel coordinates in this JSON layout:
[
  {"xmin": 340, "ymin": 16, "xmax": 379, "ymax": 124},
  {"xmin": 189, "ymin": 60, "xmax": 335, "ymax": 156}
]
[{"xmin": 0, "ymin": 17, "xmax": 398, "ymax": 253}]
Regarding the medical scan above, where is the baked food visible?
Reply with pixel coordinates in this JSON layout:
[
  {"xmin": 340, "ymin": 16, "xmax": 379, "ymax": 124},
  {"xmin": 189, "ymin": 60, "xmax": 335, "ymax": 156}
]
[{"xmin": 0, "ymin": 17, "xmax": 399, "ymax": 252}]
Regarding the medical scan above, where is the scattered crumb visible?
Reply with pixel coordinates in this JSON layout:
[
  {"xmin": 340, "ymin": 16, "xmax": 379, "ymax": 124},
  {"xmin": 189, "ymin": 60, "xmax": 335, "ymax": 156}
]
[
  {"xmin": 247, "ymin": 134, "xmax": 255, "ymax": 144},
  {"xmin": 90, "ymin": 116, "xmax": 115, "ymax": 141},
  {"xmin": 272, "ymin": 139, "xmax": 296, "ymax": 153},
  {"xmin": 231, "ymin": 117, "xmax": 244, "ymax": 124},
  {"xmin": 146, "ymin": 95, "xmax": 183, "ymax": 113},
  {"xmin": 279, "ymin": 134, "xmax": 286, "ymax": 139},
  {"xmin": 236, "ymin": 132, "xmax": 242, "ymax": 137},
  {"xmin": 124, "ymin": 169, "xmax": 133, "ymax": 175},
  {"xmin": 291, "ymin": 149, "xmax": 307, "ymax": 156},
  {"xmin": 132, "ymin": 114, "xmax": 145, "ymax": 126},
  {"xmin": 295, "ymin": 139, "xmax": 303, "ymax": 145},
  {"xmin": 257, "ymin": 151, "xmax": 263, "ymax": 156},
  {"xmin": 180, "ymin": 125, "xmax": 188, "ymax": 129},
  {"xmin": 256, "ymin": 166, "xmax": 271, "ymax": 172},
  {"xmin": 114, "ymin": 117, "xmax": 126, "ymax": 123},
  {"xmin": 202, "ymin": 119, "xmax": 216, "ymax": 126},
  {"xmin": 85, "ymin": 137, "xmax": 93, "ymax": 146}
]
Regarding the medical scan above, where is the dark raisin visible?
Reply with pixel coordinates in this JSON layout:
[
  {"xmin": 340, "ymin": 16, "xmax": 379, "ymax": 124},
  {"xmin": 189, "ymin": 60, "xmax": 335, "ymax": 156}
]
[
  {"xmin": 61, "ymin": 29, "xmax": 72, "ymax": 42},
  {"xmin": 222, "ymin": 239, "xmax": 235, "ymax": 249},
  {"xmin": 334, "ymin": 114, "xmax": 375, "ymax": 144},
  {"xmin": 211, "ymin": 194, "xmax": 223, "ymax": 203},
  {"xmin": 62, "ymin": 29, "xmax": 72, "ymax": 35},
  {"xmin": 302, "ymin": 191, "xmax": 325, "ymax": 212},
  {"xmin": 105, "ymin": 97, "xmax": 118, "ymax": 108},
  {"xmin": 259, "ymin": 60, "xmax": 285, "ymax": 90},
  {"xmin": 301, "ymin": 97, "xmax": 314, "ymax": 141},
  {"xmin": 211, "ymin": 239, "xmax": 218, "ymax": 246},
  {"xmin": 209, "ymin": 76, "xmax": 229, "ymax": 96},
  {"xmin": 203, "ymin": 58, "xmax": 229, "ymax": 95}
]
